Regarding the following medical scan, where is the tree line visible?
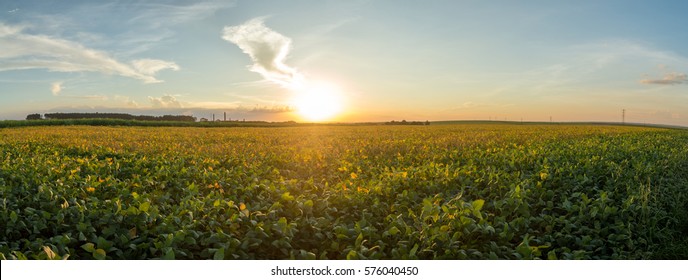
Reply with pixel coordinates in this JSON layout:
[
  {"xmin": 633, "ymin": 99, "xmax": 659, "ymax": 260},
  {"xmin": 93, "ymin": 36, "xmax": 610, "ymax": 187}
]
[
  {"xmin": 385, "ymin": 120, "xmax": 430, "ymax": 125},
  {"xmin": 26, "ymin": 113, "xmax": 196, "ymax": 122}
]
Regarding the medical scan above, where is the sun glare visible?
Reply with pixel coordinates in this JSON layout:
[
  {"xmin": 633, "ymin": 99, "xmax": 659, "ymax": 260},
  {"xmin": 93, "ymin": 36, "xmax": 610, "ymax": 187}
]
[{"xmin": 293, "ymin": 81, "xmax": 343, "ymax": 122}]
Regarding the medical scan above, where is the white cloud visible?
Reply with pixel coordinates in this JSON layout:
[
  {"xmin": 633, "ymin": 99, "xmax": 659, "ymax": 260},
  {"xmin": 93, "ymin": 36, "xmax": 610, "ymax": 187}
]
[
  {"xmin": 0, "ymin": 23, "xmax": 23, "ymax": 36},
  {"xmin": 222, "ymin": 18, "xmax": 304, "ymax": 87},
  {"xmin": 132, "ymin": 59, "xmax": 180, "ymax": 76},
  {"xmin": 0, "ymin": 22, "xmax": 178, "ymax": 83},
  {"xmin": 148, "ymin": 95, "xmax": 182, "ymax": 108},
  {"xmin": 640, "ymin": 72, "xmax": 687, "ymax": 85},
  {"xmin": 51, "ymin": 81, "xmax": 63, "ymax": 96}
]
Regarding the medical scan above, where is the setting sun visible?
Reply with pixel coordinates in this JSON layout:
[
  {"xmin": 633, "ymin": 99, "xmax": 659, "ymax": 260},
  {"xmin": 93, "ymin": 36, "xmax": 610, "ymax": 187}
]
[{"xmin": 293, "ymin": 81, "xmax": 344, "ymax": 122}]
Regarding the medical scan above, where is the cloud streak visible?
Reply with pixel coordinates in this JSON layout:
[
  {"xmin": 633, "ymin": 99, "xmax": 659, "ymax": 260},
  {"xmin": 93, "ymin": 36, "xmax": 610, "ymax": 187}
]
[
  {"xmin": 132, "ymin": 59, "xmax": 181, "ymax": 76},
  {"xmin": 0, "ymin": 22, "xmax": 178, "ymax": 83},
  {"xmin": 129, "ymin": 1, "xmax": 234, "ymax": 28},
  {"xmin": 640, "ymin": 72, "xmax": 687, "ymax": 85},
  {"xmin": 222, "ymin": 18, "xmax": 303, "ymax": 87}
]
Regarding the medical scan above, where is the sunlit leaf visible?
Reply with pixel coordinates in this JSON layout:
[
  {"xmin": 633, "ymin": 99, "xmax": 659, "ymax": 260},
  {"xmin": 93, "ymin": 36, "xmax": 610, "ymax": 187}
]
[
  {"xmin": 346, "ymin": 250, "xmax": 358, "ymax": 260},
  {"xmin": 139, "ymin": 202, "xmax": 150, "ymax": 212},
  {"xmin": 93, "ymin": 249, "xmax": 106, "ymax": 260},
  {"xmin": 81, "ymin": 243, "xmax": 95, "ymax": 253},
  {"xmin": 281, "ymin": 192, "xmax": 294, "ymax": 201},
  {"xmin": 472, "ymin": 199, "xmax": 485, "ymax": 212},
  {"xmin": 43, "ymin": 246, "xmax": 57, "ymax": 260}
]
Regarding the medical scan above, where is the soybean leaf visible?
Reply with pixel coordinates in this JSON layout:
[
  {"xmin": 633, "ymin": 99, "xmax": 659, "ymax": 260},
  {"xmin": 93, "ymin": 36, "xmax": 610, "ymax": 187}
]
[
  {"xmin": 81, "ymin": 243, "xmax": 95, "ymax": 253},
  {"xmin": 93, "ymin": 249, "xmax": 106, "ymax": 260}
]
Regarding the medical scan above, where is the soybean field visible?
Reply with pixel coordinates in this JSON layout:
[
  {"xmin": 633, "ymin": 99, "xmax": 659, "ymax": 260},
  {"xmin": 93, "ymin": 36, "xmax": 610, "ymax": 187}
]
[{"xmin": 1, "ymin": 124, "xmax": 687, "ymax": 259}]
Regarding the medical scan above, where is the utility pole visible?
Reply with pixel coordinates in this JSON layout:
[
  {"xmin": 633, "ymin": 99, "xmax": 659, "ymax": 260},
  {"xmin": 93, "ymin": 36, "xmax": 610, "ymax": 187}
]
[{"xmin": 622, "ymin": 109, "xmax": 625, "ymax": 124}]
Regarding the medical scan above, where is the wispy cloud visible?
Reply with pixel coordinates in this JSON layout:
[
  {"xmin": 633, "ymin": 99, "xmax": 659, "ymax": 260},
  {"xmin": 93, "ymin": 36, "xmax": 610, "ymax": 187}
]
[
  {"xmin": 141, "ymin": 94, "xmax": 293, "ymax": 112},
  {"xmin": 640, "ymin": 72, "xmax": 687, "ymax": 85},
  {"xmin": 187, "ymin": 101, "xmax": 242, "ymax": 109},
  {"xmin": 312, "ymin": 17, "xmax": 359, "ymax": 35},
  {"xmin": 129, "ymin": 1, "xmax": 234, "ymax": 28},
  {"xmin": 71, "ymin": 95, "xmax": 108, "ymax": 100},
  {"xmin": 222, "ymin": 18, "xmax": 303, "ymax": 87},
  {"xmin": 224, "ymin": 92, "xmax": 289, "ymax": 104},
  {"xmin": 0, "ymin": 22, "xmax": 178, "ymax": 83},
  {"xmin": 0, "ymin": 23, "xmax": 23, "ymax": 37},
  {"xmin": 187, "ymin": 103, "xmax": 294, "ymax": 113},
  {"xmin": 247, "ymin": 105, "xmax": 294, "ymax": 113},
  {"xmin": 54, "ymin": 94, "xmax": 107, "ymax": 100},
  {"xmin": 573, "ymin": 40, "xmax": 678, "ymax": 67},
  {"xmin": 114, "ymin": 95, "xmax": 139, "ymax": 107},
  {"xmin": 132, "ymin": 59, "xmax": 180, "ymax": 76},
  {"xmin": 444, "ymin": 102, "xmax": 515, "ymax": 112},
  {"xmin": 49, "ymin": 81, "xmax": 107, "ymax": 100},
  {"xmin": 483, "ymin": 40, "xmax": 688, "ymax": 97},
  {"xmin": 112, "ymin": 1, "xmax": 235, "ymax": 55},
  {"xmin": 51, "ymin": 81, "xmax": 63, "ymax": 96},
  {"xmin": 29, "ymin": 1, "xmax": 235, "ymax": 55},
  {"xmin": 148, "ymin": 95, "xmax": 182, "ymax": 108}
]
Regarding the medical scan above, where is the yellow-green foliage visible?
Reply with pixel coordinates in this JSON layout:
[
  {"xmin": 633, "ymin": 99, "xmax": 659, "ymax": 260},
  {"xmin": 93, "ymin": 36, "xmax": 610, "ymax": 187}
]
[{"xmin": 1, "ymin": 124, "xmax": 686, "ymax": 259}]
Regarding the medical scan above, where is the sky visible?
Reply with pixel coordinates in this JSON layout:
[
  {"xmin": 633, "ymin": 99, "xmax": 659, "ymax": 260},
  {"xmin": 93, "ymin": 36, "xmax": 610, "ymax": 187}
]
[{"xmin": 1, "ymin": 0, "xmax": 687, "ymax": 125}]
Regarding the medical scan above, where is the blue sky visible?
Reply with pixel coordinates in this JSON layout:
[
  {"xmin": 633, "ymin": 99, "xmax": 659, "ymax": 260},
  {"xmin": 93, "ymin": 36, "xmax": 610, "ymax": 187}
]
[{"xmin": 1, "ymin": 0, "xmax": 687, "ymax": 125}]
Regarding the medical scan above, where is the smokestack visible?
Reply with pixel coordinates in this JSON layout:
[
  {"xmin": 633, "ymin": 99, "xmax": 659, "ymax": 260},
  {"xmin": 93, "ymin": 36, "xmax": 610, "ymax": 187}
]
[
  {"xmin": 212, "ymin": 114, "xmax": 215, "ymax": 121},
  {"xmin": 224, "ymin": 112, "xmax": 226, "ymax": 121}
]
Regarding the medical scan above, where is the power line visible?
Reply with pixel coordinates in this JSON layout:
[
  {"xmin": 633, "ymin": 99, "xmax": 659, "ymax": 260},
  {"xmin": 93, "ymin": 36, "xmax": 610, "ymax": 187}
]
[{"xmin": 622, "ymin": 109, "xmax": 625, "ymax": 124}]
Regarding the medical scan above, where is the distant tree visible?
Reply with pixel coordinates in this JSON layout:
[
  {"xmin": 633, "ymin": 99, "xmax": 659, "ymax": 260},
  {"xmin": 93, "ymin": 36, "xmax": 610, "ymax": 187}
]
[
  {"xmin": 385, "ymin": 119, "xmax": 428, "ymax": 125},
  {"xmin": 42, "ymin": 112, "xmax": 196, "ymax": 122},
  {"xmin": 26, "ymin": 113, "xmax": 42, "ymax": 120}
]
